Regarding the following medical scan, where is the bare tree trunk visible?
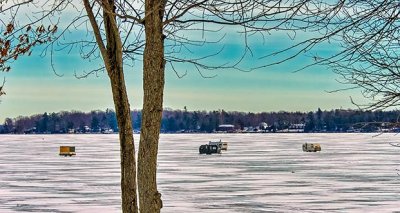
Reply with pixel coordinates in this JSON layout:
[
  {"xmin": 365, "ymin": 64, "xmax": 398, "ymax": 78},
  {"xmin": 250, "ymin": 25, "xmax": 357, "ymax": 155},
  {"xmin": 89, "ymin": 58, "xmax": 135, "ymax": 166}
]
[
  {"xmin": 83, "ymin": 0, "xmax": 138, "ymax": 212},
  {"xmin": 138, "ymin": 0, "xmax": 166, "ymax": 212},
  {"xmin": 109, "ymin": 68, "xmax": 138, "ymax": 213},
  {"xmin": 109, "ymin": 65, "xmax": 137, "ymax": 213}
]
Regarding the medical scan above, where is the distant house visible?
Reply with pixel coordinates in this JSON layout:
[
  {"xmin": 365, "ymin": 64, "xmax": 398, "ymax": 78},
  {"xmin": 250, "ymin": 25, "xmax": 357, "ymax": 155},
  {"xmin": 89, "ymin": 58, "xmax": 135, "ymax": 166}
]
[
  {"xmin": 288, "ymin": 123, "xmax": 305, "ymax": 132},
  {"xmin": 102, "ymin": 128, "xmax": 114, "ymax": 134},
  {"xmin": 218, "ymin": 124, "xmax": 235, "ymax": 133},
  {"xmin": 24, "ymin": 127, "xmax": 37, "ymax": 134},
  {"xmin": 243, "ymin": 126, "xmax": 260, "ymax": 132},
  {"xmin": 83, "ymin": 125, "xmax": 91, "ymax": 133},
  {"xmin": 259, "ymin": 122, "xmax": 269, "ymax": 131}
]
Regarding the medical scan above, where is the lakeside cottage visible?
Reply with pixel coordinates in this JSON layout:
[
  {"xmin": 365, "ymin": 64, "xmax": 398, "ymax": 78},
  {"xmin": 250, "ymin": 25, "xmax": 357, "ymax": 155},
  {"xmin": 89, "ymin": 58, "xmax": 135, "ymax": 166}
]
[{"xmin": 217, "ymin": 124, "xmax": 235, "ymax": 133}]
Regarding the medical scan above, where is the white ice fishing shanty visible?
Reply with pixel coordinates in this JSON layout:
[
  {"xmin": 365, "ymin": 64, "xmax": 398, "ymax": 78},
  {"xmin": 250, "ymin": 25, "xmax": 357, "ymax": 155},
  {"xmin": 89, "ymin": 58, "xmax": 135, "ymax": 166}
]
[{"xmin": 209, "ymin": 139, "xmax": 228, "ymax": 151}]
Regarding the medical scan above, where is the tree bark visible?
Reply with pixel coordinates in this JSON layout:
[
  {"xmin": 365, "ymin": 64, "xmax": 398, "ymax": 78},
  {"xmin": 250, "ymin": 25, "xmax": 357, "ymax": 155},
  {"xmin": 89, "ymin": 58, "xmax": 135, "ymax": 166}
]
[
  {"xmin": 101, "ymin": 1, "xmax": 138, "ymax": 212},
  {"xmin": 108, "ymin": 62, "xmax": 137, "ymax": 213},
  {"xmin": 138, "ymin": 0, "xmax": 166, "ymax": 212}
]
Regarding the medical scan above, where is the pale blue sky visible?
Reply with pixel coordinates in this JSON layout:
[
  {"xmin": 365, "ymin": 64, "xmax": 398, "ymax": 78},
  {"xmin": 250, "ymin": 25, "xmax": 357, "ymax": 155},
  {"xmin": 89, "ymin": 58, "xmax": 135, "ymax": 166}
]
[
  {"xmin": 0, "ymin": 54, "xmax": 364, "ymax": 122},
  {"xmin": 0, "ymin": 23, "xmax": 366, "ymax": 122}
]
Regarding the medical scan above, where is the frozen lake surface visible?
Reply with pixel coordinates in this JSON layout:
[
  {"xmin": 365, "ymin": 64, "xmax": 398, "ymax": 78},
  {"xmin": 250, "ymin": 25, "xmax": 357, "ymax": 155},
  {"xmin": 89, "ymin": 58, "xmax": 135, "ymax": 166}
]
[{"xmin": 1, "ymin": 133, "xmax": 400, "ymax": 212}]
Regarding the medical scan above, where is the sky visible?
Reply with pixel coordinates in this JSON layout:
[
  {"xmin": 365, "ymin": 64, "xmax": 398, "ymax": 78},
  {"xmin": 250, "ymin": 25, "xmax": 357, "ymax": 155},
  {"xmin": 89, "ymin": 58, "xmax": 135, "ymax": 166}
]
[
  {"xmin": 0, "ymin": 6, "xmax": 368, "ymax": 122},
  {"xmin": 0, "ymin": 42, "xmax": 365, "ymax": 122}
]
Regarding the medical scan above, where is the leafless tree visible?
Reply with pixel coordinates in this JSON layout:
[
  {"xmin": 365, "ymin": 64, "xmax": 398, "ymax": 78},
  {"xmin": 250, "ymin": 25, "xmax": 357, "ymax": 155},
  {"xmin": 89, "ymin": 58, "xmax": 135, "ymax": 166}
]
[
  {"xmin": 288, "ymin": 0, "xmax": 400, "ymax": 110},
  {"xmin": 3, "ymin": 0, "xmax": 389, "ymax": 212}
]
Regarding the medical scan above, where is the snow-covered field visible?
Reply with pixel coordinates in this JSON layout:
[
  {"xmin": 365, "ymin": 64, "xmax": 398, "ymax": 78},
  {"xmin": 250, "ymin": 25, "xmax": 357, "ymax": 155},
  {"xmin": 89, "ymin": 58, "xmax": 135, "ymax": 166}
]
[{"xmin": 1, "ymin": 134, "xmax": 400, "ymax": 212}]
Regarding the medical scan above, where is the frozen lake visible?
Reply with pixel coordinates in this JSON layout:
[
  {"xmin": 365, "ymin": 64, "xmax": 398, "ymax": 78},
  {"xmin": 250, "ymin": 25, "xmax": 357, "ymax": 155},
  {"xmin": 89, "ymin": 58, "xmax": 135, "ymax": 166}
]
[{"xmin": 1, "ymin": 133, "xmax": 400, "ymax": 212}]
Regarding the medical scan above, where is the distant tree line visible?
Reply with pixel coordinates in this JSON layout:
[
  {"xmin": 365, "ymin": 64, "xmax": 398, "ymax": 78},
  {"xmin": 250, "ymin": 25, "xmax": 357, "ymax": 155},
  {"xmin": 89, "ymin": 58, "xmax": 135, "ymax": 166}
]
[{"xmin": 1, "ymin": 107, "xmax": 400, "ymax": 134}]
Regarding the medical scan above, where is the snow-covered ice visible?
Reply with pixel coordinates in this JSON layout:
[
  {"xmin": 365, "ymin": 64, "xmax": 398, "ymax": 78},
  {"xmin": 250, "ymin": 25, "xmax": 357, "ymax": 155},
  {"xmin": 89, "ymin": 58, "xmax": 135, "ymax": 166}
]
[{"xmin": 1, "ymin": 133, "xmax": 400, "ymax": 212}]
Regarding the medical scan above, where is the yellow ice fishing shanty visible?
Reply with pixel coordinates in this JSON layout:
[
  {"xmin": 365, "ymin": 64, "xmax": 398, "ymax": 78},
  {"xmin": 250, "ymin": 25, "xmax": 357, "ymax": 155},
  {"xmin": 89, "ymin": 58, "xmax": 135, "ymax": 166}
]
[{"xmin": 59, "ymin": 146, "xmax": 76, "ymax": 156}]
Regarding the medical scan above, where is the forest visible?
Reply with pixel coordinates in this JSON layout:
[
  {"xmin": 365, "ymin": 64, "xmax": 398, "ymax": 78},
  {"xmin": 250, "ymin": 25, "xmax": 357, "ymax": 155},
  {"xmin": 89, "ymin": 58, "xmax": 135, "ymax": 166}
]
[{"xmin": 1, "ymin": 108, "xmax": 399, "ymax": 134}]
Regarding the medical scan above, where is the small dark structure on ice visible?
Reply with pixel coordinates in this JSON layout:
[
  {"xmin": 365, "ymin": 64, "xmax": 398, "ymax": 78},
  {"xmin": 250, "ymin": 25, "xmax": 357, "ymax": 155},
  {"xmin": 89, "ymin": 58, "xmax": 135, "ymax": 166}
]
[{"xmin": 199, "ymin": 144, "xmax": 221, "ymax": 155}]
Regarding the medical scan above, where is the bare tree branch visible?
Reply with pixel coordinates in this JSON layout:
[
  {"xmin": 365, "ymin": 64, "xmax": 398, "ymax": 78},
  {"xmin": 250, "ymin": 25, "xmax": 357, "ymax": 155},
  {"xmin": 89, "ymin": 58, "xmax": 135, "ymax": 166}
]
[
  {"xmin": 0, "ymin": 77, "xmax": 5, "ymax": 96},
  {"xmin": 83, "ymin": 0, "xmax": 109, "ymax": 70}
]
